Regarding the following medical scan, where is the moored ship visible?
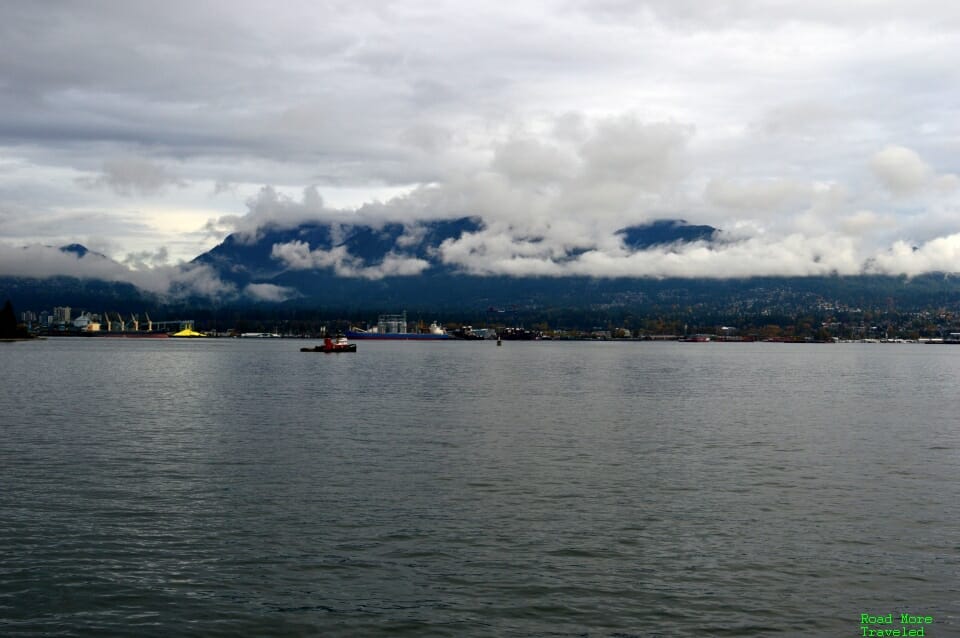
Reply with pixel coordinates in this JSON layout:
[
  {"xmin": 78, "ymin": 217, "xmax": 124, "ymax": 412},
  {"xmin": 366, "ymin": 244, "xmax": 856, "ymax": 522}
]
[
  {"xmin": 54, "ymin": 311, "xmax": 181, "ymax": 338},
  {"xmin": 347, "ymin": 312, "xmax": 451, "ymax": 340}
]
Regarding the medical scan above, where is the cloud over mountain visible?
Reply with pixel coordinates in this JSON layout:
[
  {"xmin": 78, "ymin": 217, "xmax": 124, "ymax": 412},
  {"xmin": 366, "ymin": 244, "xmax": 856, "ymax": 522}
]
[
  {"xmin": 3, "ymin": 2, "xmax": 960, "ymax": 293},
  {"xmin": 270, "ymin": 240, "xmax": 431, "ymax": 280},
  {"xmin": 0, "ymin": 243, "xmax": 236, "ymax": 300}
]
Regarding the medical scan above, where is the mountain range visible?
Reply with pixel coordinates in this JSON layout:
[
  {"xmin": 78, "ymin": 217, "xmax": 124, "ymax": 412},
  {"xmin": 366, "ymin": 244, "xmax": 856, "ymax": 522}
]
[
  {"xmin": 189, "ymin": 218, "xmax": 722, "ymax": 310},
  {"xmin": 3, "ymin": 219, "xmax": 960, "ymax": 321}
]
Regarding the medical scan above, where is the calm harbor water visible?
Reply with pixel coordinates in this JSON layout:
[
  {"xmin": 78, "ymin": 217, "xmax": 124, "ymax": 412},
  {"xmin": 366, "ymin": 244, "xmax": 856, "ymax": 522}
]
[{"xmin": 1, "ymin": 338, "xmax": 958, "ymax": 636}]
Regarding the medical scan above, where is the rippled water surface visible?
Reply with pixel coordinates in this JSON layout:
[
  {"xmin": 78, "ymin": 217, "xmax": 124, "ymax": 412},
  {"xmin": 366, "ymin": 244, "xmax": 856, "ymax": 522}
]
[{"xmin": 2, "ymin": 338, "xmax": 958, "ymax": 636}]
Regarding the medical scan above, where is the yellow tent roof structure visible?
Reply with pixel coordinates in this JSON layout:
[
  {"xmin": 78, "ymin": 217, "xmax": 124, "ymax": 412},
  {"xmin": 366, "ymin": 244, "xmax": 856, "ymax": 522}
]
[{"xmin": 171, "ymin": 328, "xmax": 205, "ymax": 337}]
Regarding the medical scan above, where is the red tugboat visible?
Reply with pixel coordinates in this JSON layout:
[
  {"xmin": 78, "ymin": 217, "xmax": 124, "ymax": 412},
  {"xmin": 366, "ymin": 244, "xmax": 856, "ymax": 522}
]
[{"xmin": 300, "ymin": 334, "xmax": 357, "ymax": 353}]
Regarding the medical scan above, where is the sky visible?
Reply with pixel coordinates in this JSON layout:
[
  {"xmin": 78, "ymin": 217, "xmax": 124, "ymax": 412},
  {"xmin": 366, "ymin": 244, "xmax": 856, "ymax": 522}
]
[{"xmin": 2, "ymin": 1, "xmax": 960, "ymax": 296}]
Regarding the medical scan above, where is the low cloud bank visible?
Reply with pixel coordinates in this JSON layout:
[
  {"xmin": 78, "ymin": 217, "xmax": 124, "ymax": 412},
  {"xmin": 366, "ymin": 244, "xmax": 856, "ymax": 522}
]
[
  {"xmin": 244, "ymin": 283, "xmax": 298, "ymax": 302},
  {"xmin": 262, "ymin": 221, "xmax": 960, "ymax": 280},
  {"xmin": 432, "ymin": 227, "xmax": 959, "ymax": 279},
  {"xmin": 5, "ymin": 224, "xmax": 960, "ymax": 304},
  {"xmin": 271, "ymin": 240, "xmax": 431, "ymax": 280},
  {"xmin": 0, "ymin": 243, "xmax": 237, "ymax": 299}
]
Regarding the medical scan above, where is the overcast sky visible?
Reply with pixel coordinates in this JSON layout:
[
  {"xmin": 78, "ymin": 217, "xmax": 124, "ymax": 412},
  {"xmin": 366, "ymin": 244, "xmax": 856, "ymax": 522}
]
[{"xmin": 3, "ymin": 1, "xmax": 960, "ymax": 293}]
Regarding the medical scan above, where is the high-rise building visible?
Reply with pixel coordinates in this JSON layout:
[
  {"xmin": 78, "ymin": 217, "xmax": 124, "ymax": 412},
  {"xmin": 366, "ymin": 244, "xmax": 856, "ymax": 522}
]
[{"xmin": 53, "ymin": 306, "xmax": 71, "ymax": 323}]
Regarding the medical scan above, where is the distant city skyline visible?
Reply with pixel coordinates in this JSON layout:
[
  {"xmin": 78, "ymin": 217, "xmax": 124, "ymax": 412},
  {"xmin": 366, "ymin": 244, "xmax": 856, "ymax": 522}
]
[{"xmin": 3, "ymin": 2, "xmax": 960, "ymax": 298}]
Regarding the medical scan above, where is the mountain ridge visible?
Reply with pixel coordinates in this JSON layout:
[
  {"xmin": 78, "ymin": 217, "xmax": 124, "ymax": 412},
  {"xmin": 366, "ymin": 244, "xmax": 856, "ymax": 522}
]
[{"xmin": 4, "ymin": 220, "xmax": 960, "ymax": 321}]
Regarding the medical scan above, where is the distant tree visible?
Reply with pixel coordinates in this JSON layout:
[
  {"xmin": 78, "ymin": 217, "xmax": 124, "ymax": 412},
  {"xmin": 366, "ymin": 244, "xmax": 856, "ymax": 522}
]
[
  {"xmin": 0, "ymin": 300, "xmax": 17, "ymax": 338},
  {"xmin": 760, "ymin": 324, "xmax": 782, "ymax": 340}
]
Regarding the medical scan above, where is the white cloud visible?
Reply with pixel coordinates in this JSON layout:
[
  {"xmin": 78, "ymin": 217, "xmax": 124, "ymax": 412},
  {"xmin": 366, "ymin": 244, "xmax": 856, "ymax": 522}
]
[
  {"xmin": 579, "ymin": 117, "xmax": 691, "ymax": 190},
  {"xmin": 366, "ymin": 252, "xmax": 432, "ymax": 278},
  {"xmin": 270, "ymin": 240, "xmax": 430, "ymax": 280},
  {"xmin": 271, "ymin": 241, "xmax": 351, "ymax": 270},
  {"xmin": 491, "ymin": 138, "xmax": 578, "ymax": 184},
  {"xmin": 837, "ymin": 210, "xmax": 897, "ymax": 236},
  {"xmin": 431, "ymin": 228, "xmax": 857, "ymax": 278},
  {"xmin": 0, "ymin": 242, "xmax": 237, "ymax": 299},
  {"xmin": 122, "ymin": 246, "xmax": 170, "ymax": 269},
  {"xmin": 436, "ymin": 229, "xmax": 960, "ymax": 279},
  {"xmin": 565, "ymin": 233, "xmax": 863, "ymax": 279},
  {"xmin": 245, "ymin": 283, "xmax": 298, "ymax": 302},
  {"xmin": 870, "ymin": 146, "xmax": 932, "ymax": 196},
  {"xmin": 866, "ymin": 234, "xmax": 960, "ymax": 276}
]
